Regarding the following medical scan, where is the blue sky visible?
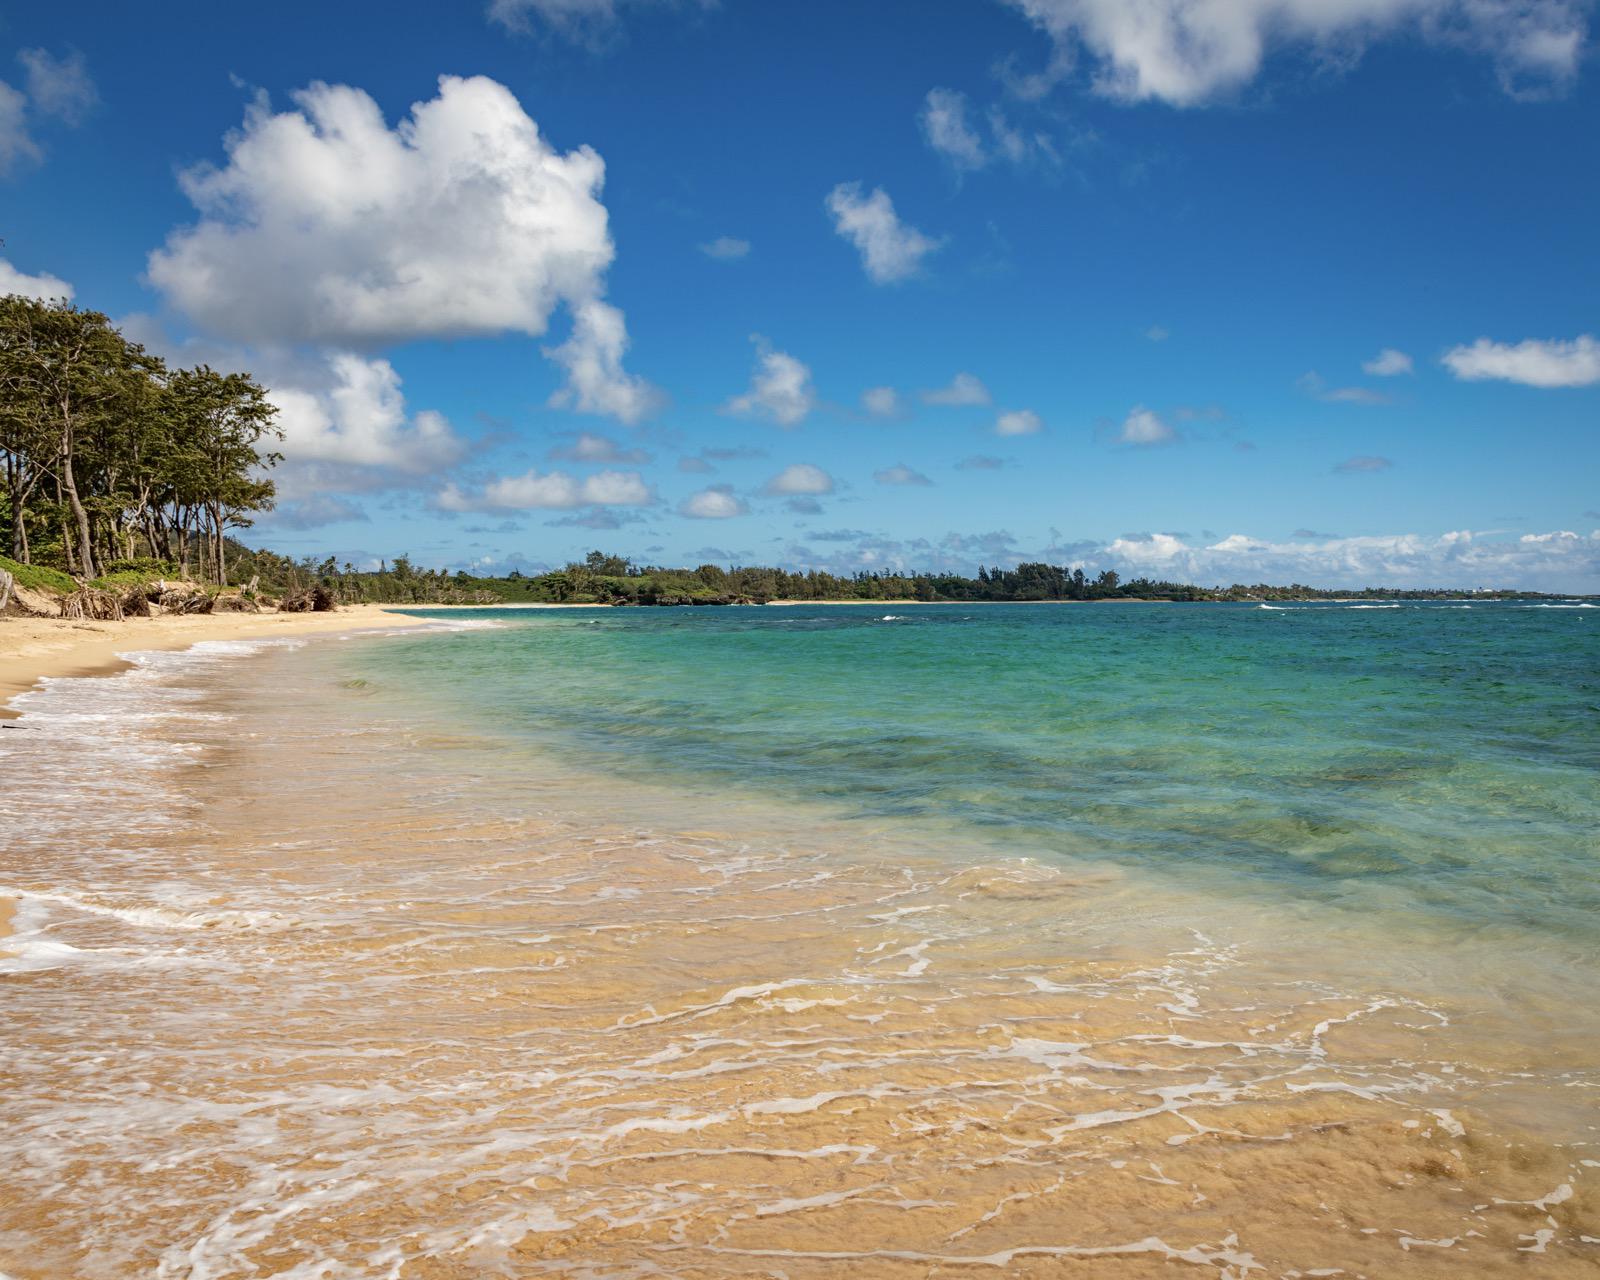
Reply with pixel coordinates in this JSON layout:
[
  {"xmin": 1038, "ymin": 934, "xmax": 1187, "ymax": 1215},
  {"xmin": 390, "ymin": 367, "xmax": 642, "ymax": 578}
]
[{"xmin": 3, "ymin": 0, "xmax": 1597, "ymax": 588}]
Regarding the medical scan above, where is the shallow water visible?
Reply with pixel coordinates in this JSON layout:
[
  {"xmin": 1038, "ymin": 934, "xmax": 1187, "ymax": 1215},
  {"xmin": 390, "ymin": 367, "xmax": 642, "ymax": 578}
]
[{"xmin": 1, "ymin": 603, "xmax": 1596, "ymax": 1277}]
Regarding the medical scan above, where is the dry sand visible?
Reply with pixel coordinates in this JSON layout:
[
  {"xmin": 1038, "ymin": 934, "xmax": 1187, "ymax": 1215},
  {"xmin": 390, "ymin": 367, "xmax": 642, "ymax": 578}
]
[{"xmin": 0, "ymin": 604, "xmax": 427, "ymax": 720}]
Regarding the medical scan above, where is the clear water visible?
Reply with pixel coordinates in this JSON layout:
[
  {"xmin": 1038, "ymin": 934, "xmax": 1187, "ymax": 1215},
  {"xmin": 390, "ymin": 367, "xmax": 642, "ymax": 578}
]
[{"xmin": 380, "ymin": 601, "xmax": 1599, "ymax": 951}]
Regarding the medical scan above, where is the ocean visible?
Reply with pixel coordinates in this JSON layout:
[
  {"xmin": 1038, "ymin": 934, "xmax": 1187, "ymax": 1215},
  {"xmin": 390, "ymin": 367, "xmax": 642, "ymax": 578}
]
[{"xmin": 2, "ymin": 601, "xmax": 1596, "ymax": 1277}]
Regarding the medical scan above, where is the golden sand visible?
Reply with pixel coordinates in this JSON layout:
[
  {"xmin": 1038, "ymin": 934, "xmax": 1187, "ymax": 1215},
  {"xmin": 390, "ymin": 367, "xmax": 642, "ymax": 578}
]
[
  {"xmin": 0, "ymin": 604, "xmax": 428, "ymax": 715},
  {"xmin": 0, "ymin": 628, "xmax": 1594, "ymax": 1278}
]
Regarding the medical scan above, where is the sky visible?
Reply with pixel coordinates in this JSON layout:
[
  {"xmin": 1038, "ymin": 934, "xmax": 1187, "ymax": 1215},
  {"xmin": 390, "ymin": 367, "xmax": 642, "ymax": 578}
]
[{"xmin": 2, "ymin": 0, "xmax": 1597, "ymax": 589}]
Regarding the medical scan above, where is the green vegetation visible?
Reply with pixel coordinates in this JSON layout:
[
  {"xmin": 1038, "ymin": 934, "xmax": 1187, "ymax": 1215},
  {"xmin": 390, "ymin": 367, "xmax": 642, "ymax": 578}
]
[
  {"xmin": 1, "ymin": 297, "xmax": 279, "ymax": 585},
  {"xmin": 0, "ymin": 552, "xmax": 76, "ymax": 594},
  {"xmin": 223, "ymin": 548, "xmax": 1554, "ymax": 608}
]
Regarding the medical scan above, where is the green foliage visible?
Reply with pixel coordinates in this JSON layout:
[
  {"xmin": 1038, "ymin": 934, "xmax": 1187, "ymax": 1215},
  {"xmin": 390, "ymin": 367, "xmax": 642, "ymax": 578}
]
[
  {"xmin": 0, "ymin": 296, "xmax": 280, "ymax": 584},
  {"xmin": 0, "ymin": 552, "xmax": 76, "ymax": 594}
]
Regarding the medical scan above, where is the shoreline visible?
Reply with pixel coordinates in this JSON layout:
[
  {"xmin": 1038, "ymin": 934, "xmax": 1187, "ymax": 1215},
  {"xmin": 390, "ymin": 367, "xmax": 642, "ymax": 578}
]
[{"xmin": 0, "ymin": 604, "xmax": 428, "ymax": 720}]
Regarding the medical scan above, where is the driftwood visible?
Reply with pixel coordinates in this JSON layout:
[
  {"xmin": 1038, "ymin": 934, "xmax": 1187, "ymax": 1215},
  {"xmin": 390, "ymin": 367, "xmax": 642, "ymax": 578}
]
[
  {"xmin": 60, "ymin": 587, "xmax": 125, "ymax": 621},
  {"xmin": 119, "ymin": 587, "xmax": 152, "ymax": 617},
  {"xmin": 157, "ymin": 587, "xmax": 214, "ymax": 614},
  {"xmin": 213, "ymin": 593, "xmax": 260, "ymax": 613},
  {"xmin": 279, "ymin": 585, "xmax": 337, "ymax": 613},
  {"xmin": 0, "ymin": 568, "xmax": 12, "ymax": 613}
]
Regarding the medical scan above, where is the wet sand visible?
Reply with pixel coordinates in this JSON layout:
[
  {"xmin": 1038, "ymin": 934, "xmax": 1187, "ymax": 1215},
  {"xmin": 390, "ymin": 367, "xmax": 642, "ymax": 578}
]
[{"xmin": 1, "ymin": 632, "xmax": 1595, "ymax": 1277}]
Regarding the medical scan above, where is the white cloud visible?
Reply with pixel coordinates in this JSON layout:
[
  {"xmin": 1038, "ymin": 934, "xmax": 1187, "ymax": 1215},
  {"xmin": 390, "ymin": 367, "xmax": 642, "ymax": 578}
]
[
  {"xmin": 1118, "ymin": 405, "xmax": 1175, "ymax": 445},
  {"xmin": 17, "ymin": 49, "xmax": 97, "ymax": 125},
  {"xmin": 544, "ymin": 298, "xmax": 662, "ymax": 424},
  {"xmin": 763, "ymin": 463, "xmax": 835, "ymax": 495},
  {"xmin": 0, "ymin": 258, "xmax": 73, "ymax": 301},
  {"xmin": 861, "ymin": 386, "xmax": 901, "ymax": 417},
  {"xmin": 1146, "ymin": 324, "xmax": 1170, "ymax": 342},
  {"xmin": 1001, "ymin": 0, "xmax": 1588, "ymax": 106},
  {"xmin": 680, "ymin": 485, "xmax": 748, "ymax": 518},
  {"xmin": 923, "ymin": 372, "xmax": 992, "ymax": 406},
  {"xmin": 1441, "ymin": 334, "xmax": 1600, "ymax": 388},
  {"xmin": 874, "ymin": 463, "xmax": 933, "ymax": 486},
  {"xmin": 1095, "ymin": 528, "xmax": 1600, "ymax": 591},
  {"xmin": 1363, "ymin": 347, "xmax": 1414, "ymax": 376},
  {"xmin": 996, "ymin": 408, "xmax": 1043, "ymax": 436},
  {"xmin": 725, "ymin": 338, "xmax": 815, "ymax": 427},
  {"xmin": 825, "ymin": 182, "xmax": 943, "ymax": 284},
  {"xmin": 699, "ymin": 235, "xmax": 751, "ymax": 260},
  {"xmin": 438, "ymin": 466, "xmax": 651, "ymax": 511},
  {"xmin": 269, "ymin": 353, "xmax": 467, "ymax": 475},
  {"xmin": 920, "ymin": 88, "xmax": 988, "ymax": 171},
  {"xmin": 147, "ymin": 75, "xmax": 656, "ymax": 420},
  {"xmin": 548, "ymin": 431, "xmax": 650, "ymax": 463},
  {"xmin": 919, "ymin": 88, "xmax": 1053, "ymax": 172}
]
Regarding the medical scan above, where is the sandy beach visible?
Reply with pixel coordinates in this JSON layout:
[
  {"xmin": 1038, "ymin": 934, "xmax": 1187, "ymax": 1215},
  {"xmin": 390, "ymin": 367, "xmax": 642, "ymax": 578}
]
[{"xmin": 0, "ymin": 605, "xmax": 427, "ymax": 719}]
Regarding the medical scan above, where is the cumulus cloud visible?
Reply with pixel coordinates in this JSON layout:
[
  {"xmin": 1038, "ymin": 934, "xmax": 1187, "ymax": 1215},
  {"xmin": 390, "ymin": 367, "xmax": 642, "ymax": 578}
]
[
  {"xmin": 995, "ymin": 408, "xmax": 1043, "ymax": 436},
  {"xmin": 874, "ymin": 463, "xmax": 933, "ymax": 486},
  {"xmin": 1441, "ymin": 334, "xmax": 1600, "ymax": 387},
  {"xmin": 861, "ymin": 386, "xmax": 902, "ymax": 417},
  {"xmin": 680, "ymin": 485, "xmax": 748, "ymax": 518},
  {"xmin": 825, "ymin": 182, "xmax": 943, "ymax": 284},
  {"xmin": 763, "ymin": 463, "xmax": 835, "ymax": 496},
  {"xmin": 1363, "ymin": 347, "xmax": 1414, "ymax": 376},
  {"xmin": 438, "ymin": 466, "xmax": 651, "ymax": 511},
  {"xmin": 1118, "ymin": 405, "xmax": 1175, "ymax": 445},
  {"xmin": 548, "ymin": 431, "xmax": 650, "ymax": 464},
  {"xmin": 1335, "ymin": 455, "xmax": 1393, "ymax": 473},
  {"xmin": 269, "ymin": 353, "xmax": 468, "ymax": 476},
  {"xmin": 147, "ymin": 75, "xmax": 656, "ymax": 419},
  {"xmin": 0, "ymin": 258, "xmax": 73, "ymax": 301},
  {"xmin": 725, "ymin": 338, "xmax": 815, "ymax": 427},
  {"xmin": 923, "ymin": 372, "xmax": 992, "ymax": 406},
  {"xmin": 699, "ymin": 235, "xmax": 751, "ymax": 260},
  {"xmin": 1001, "ymin": 0, "xmax": 1589, "ymax": 105}
]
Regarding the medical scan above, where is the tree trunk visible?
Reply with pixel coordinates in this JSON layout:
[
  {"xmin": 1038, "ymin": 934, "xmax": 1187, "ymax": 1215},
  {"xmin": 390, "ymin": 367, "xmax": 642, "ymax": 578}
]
[{"xmin": 60, "ymin": 446, "xmax": 97, "ymax": 580}]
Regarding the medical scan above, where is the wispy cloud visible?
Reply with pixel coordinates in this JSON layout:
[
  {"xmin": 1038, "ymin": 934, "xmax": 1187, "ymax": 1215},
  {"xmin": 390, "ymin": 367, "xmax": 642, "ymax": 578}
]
[
  {"xmin": 874, "ymin": 463, "xmax": 933, "ymax": 486},
  {"xmin": 699, "ymin": 235, "xmax": 751, "ymax": 260}
]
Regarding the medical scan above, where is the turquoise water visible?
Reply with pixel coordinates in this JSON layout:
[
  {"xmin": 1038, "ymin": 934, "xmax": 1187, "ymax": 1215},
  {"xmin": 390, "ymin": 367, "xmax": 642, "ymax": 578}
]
[{"xmin": 376, "ymin": 601, "xmax": 1599, "ymax": 950}]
